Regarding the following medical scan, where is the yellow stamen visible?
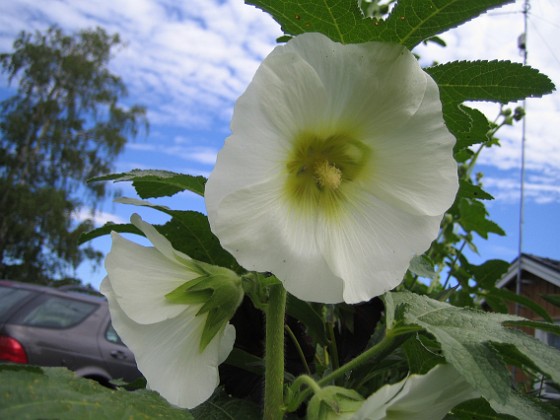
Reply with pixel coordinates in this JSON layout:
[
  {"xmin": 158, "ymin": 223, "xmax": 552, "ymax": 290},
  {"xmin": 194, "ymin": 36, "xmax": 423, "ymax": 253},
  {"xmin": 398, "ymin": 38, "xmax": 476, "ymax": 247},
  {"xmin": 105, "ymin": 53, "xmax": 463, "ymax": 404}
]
[{"xmin": 314, "ymin": 160, "xmax": 342, "ymax": 190}]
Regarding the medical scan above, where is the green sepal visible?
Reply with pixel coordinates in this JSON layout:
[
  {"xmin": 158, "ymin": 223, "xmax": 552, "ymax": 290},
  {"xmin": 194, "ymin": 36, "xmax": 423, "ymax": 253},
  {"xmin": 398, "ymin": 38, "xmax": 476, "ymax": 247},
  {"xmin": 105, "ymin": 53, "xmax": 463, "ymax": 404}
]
[
  {"xmin": 166, "ymin": 265, "xmax": 244, "ymax": 352},
  {"xmin": 165, "ymin": 276, "xmax": 213, "ymax": 304},
  {"xmin": 307, "ymin": 386, "xmax": 364, "ymax": 419}
]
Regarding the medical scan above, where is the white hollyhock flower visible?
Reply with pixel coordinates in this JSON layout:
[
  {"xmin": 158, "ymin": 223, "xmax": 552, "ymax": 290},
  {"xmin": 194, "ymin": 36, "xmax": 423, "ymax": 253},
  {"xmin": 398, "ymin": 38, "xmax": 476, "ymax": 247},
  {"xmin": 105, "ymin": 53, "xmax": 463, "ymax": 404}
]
[
  {"xmin": 352, "ymin": 364, "xmax": 479, "ymax": 420},
  {"xmin": 205, "ymin": 33, "xmax": 458, "ymax": 304},
  {"xmin": 101, "ymin": 214, "xmax": 238, "ymax": 409}
]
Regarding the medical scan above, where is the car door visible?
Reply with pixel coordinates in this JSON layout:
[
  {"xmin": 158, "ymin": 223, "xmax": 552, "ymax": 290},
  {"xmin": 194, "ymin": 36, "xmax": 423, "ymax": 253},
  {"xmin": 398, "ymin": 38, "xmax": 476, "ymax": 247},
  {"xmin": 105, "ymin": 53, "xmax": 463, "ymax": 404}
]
[
  {"xmin": 8, "ymin": 293, "xmax": 105, "ymax": 371},
  {"xmin": 97, "ymin": 311, "xmax": 142, "ymax": 383}
]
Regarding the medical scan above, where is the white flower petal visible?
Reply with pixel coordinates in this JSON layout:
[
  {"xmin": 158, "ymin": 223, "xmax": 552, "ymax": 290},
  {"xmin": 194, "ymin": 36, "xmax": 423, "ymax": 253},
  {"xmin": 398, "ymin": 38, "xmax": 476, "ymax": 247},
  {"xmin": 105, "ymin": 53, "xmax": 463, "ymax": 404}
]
[
  {"xmin": 104, "ymin": 231, "xmax": 199, "ymax": 324},
  {"xmin": 206, "ymin": 33, "xmax": 458, "ymax": 304},
  {"xmin": 318, "ymin": 187, "xmax": 442, "ymax": 304},
  {"xmin": 130, "ymin": 213, "xmax": 197, "ymax": 269},
  {"xmin": 211, "ymin": 178, "xmax": 344, "ymax": 303},
  {"xmin": 101, "ymin": 278, "xmax": 235, "ymax": 409},
  {"xmin": 366, "ymin": 75, "xmax": 458, "ymax": 216},
  {"xmin": 353, "ymin": 364, "xmax": 480, "ymax": 420},
  {"xmin": 206, "ymin": 40, "xmax": 329, "ymax": 223},
  {"xmin": 284, "ymin": 33, "xmax": 428, "ymax": 134}
]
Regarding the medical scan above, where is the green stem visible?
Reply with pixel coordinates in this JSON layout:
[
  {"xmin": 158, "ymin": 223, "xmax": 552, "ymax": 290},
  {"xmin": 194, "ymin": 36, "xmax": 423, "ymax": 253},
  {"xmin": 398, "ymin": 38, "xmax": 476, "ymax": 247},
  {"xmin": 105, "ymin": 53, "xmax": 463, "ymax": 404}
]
[
  {"xmin": 264, "ymin": 282, "xmax": 287, "ymax": 420},
  {"xmin": 289, "ymin": 329, "xmax": 414, "ymax": 412},
  {"xmin": 285, "ymin": 324, "xmax": 311, "ymax": 375}
]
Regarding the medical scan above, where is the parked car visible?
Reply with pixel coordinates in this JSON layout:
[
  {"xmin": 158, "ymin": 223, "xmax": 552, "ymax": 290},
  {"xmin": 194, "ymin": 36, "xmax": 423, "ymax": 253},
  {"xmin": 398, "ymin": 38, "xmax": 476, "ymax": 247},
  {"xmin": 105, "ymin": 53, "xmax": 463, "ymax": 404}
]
[{"xmin": 0, "ymin": 280, "xmax": 142, "ymax": 385}]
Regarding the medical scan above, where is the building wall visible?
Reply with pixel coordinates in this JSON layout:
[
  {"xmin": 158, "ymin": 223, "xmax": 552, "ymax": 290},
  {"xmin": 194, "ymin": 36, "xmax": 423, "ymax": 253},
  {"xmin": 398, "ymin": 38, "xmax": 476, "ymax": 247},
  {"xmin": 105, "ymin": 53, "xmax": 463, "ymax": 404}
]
[{"xmin": 505, "ymin": 270, "xmax": 560, "ymax": 321}]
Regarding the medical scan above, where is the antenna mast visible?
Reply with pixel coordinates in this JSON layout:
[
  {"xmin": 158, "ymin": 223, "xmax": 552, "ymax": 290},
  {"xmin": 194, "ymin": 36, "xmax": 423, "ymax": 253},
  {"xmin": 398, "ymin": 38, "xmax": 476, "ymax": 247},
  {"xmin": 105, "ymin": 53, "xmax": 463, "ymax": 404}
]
[{"xmin": 515, "ymin": 0, "xmax": 530, "ymax": 315}]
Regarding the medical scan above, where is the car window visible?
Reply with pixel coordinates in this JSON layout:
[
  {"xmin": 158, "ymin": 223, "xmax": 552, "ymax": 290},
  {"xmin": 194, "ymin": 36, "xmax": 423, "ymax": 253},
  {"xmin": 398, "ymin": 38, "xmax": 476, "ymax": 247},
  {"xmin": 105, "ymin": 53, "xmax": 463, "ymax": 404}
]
[
  {"xmin": 15, "ymin": 295, "xmax": 98, "ymax": 329},
  {"xmin": 105, "ymin": 323, "xmax": 125, "ymax": 345},
  {"xmin": 0, "ymin": 285, "xmax": 35, "ymax": 321}
]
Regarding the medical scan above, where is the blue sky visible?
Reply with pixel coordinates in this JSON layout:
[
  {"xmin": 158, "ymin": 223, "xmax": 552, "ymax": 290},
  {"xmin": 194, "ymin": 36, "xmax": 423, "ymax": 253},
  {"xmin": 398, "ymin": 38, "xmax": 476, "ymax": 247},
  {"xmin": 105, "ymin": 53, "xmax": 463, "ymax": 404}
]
[{"xmin": 1, "ymin": 0, "xmax": 559, "ymax": 289}]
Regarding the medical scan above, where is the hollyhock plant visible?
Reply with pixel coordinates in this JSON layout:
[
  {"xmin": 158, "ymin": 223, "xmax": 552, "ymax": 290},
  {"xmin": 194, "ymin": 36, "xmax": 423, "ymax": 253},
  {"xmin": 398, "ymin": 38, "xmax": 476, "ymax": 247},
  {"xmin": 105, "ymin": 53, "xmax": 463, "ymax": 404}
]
[
  {"xmin": 101, "ymin": 214, "xmax": 242, "ymax": 408},
  {"xmin": 205, "ymin": 32, "xmax": 458, "ymax": 304}
]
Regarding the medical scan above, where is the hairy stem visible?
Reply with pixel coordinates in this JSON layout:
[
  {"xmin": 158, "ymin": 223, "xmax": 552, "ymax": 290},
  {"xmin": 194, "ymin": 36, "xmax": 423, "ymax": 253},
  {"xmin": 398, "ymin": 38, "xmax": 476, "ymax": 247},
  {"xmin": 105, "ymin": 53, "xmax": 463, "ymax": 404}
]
[{"xmin": 264, "ymin": 283, "xmax": 287, "ymax": 420}]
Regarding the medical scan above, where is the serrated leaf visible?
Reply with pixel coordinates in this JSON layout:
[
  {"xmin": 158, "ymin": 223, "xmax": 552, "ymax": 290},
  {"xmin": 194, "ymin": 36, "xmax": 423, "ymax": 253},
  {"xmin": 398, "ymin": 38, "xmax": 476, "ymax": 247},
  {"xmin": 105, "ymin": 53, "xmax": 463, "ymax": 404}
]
[
  {"xmin": 246, "ymin": 0, "xmax": 379, "ymax": 44},
  {"xmin": 469, "ymin": 259, "xmax": 509, "ymax": 288},
  {"xmin": 458, "ymin": 198, "xmax": 505, "ymax": 239},
  {"xmin": 91, "ymin": 169, "xmax": 206, "ymax": 198},
  {"xmin": 403, "ymin": 333, "xmax": 443, "ymax": 374},
  {"xmin": 443, "ymin": 103, "xmax": 490, "ymax": 151},
  {"xmin": 459, "ymin": 180, "xmax": 494, "ymax": 201},
  {"xmin": 386, "ymin": 291, "xmax": 560, "ymax": 419},
  {"xmin": 426, "ymin": 61, "xmax": 555, "ymax": 103},
  {"xmin": 376, "ymin": 0, "xmax": 513, "ymax": 48},
  {"xmin": 246, "ymin": 0, "xmax": 513, "ymax": 47},
  {"xmin": 79, "ymin": 222, "xmax": 141, "ymax": 244},
  {"xmin": 0, "ymin": 365, "xmax": 190, "ymax": 419}
]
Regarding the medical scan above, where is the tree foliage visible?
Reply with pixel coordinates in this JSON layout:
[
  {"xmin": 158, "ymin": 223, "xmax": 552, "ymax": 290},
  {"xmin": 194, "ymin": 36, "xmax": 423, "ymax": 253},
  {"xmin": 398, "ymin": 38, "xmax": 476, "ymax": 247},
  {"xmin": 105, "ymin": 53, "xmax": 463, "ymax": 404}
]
[{"xmin": 0, "ymin": 25, "xmax": 147, "ymax": 284}]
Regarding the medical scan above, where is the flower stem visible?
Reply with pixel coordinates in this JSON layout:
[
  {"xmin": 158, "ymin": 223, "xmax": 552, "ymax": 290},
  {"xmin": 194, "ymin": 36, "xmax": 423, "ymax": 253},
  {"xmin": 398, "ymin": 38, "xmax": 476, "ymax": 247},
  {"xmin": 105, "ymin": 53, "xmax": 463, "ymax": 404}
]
[
  {"xmin": 264, "ymin": 282, "xmax": 287, "ymax": 420},
  {"xmin": 318, "ymin": 329, "xmax": 410, "ymax": 386},
  {"xmin": 289, "ymin": 328, "xmax": 414, "ymax": 412}
]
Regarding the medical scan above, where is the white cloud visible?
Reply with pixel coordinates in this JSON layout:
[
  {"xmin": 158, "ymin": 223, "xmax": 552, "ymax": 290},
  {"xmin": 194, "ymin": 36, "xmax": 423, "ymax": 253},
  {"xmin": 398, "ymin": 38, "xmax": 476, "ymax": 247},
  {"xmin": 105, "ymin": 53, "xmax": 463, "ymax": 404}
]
[
  {"xmin": 482, "ymin": 174, "xmax": 560, "ymax": 204},
  {"xmin": 126, "ymin": 142, "xmax": 217, "ymax": 165},
  {"xmin": 1, "ymin": 0, "xmax": 558, "ymax": 204},
  {"xmin": 416, "ymin": 0, "xmax": 560, "ymax": 204},
  {"xmin": 0, "ymin": 0, "xmax": 282, "ymax": 128},
  {"xmin": 74, "ymin": 208, "xmax": 126, "ymax": 226}
]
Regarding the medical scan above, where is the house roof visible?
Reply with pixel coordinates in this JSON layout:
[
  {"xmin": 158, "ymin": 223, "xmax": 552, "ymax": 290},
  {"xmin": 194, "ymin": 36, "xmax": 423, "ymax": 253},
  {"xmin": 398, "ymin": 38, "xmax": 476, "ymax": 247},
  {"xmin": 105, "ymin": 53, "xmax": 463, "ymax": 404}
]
[{"xmin": 496, "ymin": 253, "xmax": 560, "ymax": 289}]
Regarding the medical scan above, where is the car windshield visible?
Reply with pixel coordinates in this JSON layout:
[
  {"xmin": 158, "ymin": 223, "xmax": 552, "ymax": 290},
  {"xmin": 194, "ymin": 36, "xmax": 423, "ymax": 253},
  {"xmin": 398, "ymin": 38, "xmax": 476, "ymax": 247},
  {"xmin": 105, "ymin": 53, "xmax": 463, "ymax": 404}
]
[
  {"xmin": 0, "ymin": 285, "xmax": 35, "ymax": 321},
  {"xmin": 15, "ymin": 296, "xmax": 98, "ymax": 329}
]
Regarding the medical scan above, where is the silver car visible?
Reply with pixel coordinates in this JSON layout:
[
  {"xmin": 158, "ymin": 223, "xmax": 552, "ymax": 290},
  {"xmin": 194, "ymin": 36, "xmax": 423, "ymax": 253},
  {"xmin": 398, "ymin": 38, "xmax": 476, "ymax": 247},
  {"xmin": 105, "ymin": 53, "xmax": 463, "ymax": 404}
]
[{"xmin": 0, "ymin": 280, "xmax": 141, "ymax": 385}]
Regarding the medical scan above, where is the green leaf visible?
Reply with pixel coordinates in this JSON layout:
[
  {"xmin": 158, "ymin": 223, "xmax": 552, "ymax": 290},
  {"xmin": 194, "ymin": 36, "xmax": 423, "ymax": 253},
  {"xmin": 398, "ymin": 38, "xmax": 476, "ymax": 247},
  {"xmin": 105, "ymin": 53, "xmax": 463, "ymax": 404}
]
[
  {"xmin": 458, "ymin": 198, "xmax": 505, "ymax": 239},
  {"xmin": 246, "ymin": 0, "xmax": 379, "ymax": 44},
  {"xmin": 426, "ymin": 61, "xmax": 555, "ymax": 103},
  {"xmin": 190, "ymin": 389, "xmax": 261, "ymax": 419},
  {"xmin": 375, "ymin": 0, "xmax": 513, "ymax": 48},
  {"xmin": 542, "ymin": 294, "xmax": 560, "ymax": 309},
  {"xmin": 115, "ymin": 198, "xmax": 240, "ymax": 271},
  {"xmin": 79, "ymin": 222, "xmax": 141, "ymax": 244},
  {"xmin": 0, "ymin": 365, "xmax": 190, "ymax": 419},
  {"xmin": 459, "ymin": 179, "xmax": 494, "ymax": 201},
  {"xmin": 224, "ymin": 348, "xmax": 265, "ymax": 376},
  {"xmin": 286, "ymin": 294, "xmax": 328, "ymax": 346},
  {"xmin": 485, "ymin": 287, "xmax": 553, "ymax": 323},
  {"xmin": 246, "ymin": 0, "xmax": 513, "ymax": 47},
  {"xmin": 469, "ymin": 259, "xmax": 509, "ymax": 288},
  {"xmin": 387, "ymin": 291, "xmax": 560, "ymax": 419},
  {"xmin": 91, "ymin": 169, "xmax": 206, "ymax": 198},
  {"xmin": 442, "ymin": 103, "xmax": 490, "ymax": 151},
  {"xmin": 159, "ymin": 211, "xmax": 240, "ymax": 272},
  {"xmin": 408, "ymin": 254, "xmax": 436, "ymax": 279},
  {"xmin": 403, "ymin": 333, "xmax": 443, "ymax": 374},
  {"xmin": 505, "ymin": 319, "xmax": 560, "ymax": 337},
  {"xmin": 446, "ymin": 397, "xmax": 517, "ymax": 419}
]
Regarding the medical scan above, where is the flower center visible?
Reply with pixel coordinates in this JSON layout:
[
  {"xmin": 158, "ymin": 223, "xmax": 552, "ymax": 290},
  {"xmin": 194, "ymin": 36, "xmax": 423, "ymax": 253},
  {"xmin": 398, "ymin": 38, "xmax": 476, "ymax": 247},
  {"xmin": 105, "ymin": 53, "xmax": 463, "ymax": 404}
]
[
  {"xmin": 313, "ymin": 160, "xmax": 342, "ymax": 190},
  {"xmin": 284, "ymin": 132, "xmax": 371, "ymax": 215}
]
